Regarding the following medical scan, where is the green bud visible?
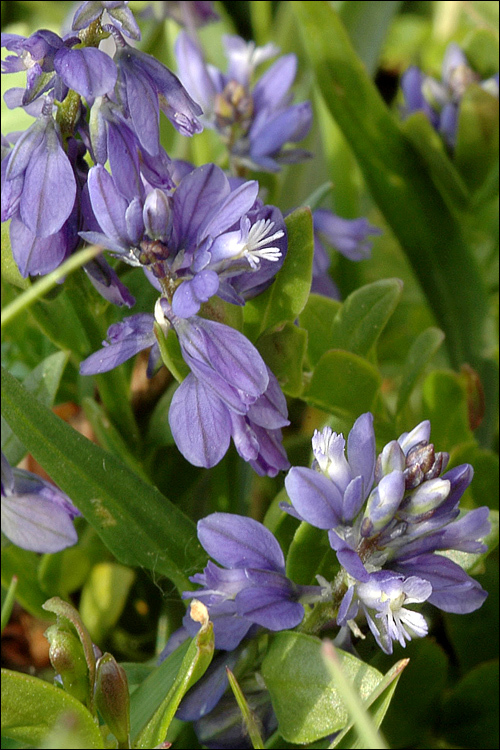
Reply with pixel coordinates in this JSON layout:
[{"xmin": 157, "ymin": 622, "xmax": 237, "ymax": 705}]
[
  {"xmin": 45, "ymin": 624, "xmax": 90, "ymax": 706},
  {"xmin": 94, "ymin": 653, "xmax": 130, "ymax": 746}
]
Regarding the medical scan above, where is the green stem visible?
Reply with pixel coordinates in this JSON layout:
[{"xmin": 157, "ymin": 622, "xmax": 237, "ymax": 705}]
[{"xmin": 1, "ymin": 245, "xmax": 102, "ymax": 330}]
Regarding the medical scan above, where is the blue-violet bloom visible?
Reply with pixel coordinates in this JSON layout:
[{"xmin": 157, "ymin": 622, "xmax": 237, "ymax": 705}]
[{"xmin": 1, "ymin": 452, "xmax": 81, "ymax": 553}]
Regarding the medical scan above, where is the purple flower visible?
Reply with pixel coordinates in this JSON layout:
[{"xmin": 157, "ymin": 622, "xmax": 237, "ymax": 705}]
[
  {"xmin": 175, "ymin": 31, "xmax": 312, "ymax": 172},
  {"xmin": 311, "ymin": 209, "xmax": 381, "ymax": 299},
  {"xmin": 2, "ymin": 30, "xmax": 117, "ymax": 106},
  {"xmin": 83, "ymin": 162, "xmax": 287, "ymax": 317},
  {"xmin": 79, "ymin": 313, "xmax": 159, "ymax": 377},
  {"xmin": 401, "ymin": 42, "xmax": 499, "ymax": 148},
  {"xmin": 1, "ymin": 452, "xmax": 81, "ymax": 553},
  {"xmin": 72, "ymin": 1, "xmax": 141, "ymax": 41},
  {"xmin": 182, "ymin": 513, "xmax": 319, "ymax": 649},
  {"xmin": 143, "ymin": 2, "xmax": 219, "ymax": 29},
  {"xmin": 283, "ymin": 415, "xmax": 490, "ymax": 652},
  {"xmin": 112, "ymin": 30, "xmax": 203, "ymax": 155}
]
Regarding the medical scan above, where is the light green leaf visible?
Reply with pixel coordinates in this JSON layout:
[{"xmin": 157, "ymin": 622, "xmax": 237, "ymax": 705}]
[
  {"xmin": 421, "ymin": 369, "xmax": 472, "ymax": 450},
  {"xmin": 330, "ymin": 279, "xmax": 403, "ymax": 357},
  {"xmin": 227, "ymin": 669, "xmax": 265, "ymax": 749},
  {"xmin": 1, "ymin": 668, "xmax": 104, "ymax": 748},
  {"xmin": 304, "ymin": 350, "xmax": 381, "ymax": 418},
  {"xmin": 1, "ymin": 366, "xmax": 206, "ymax": 593},
  {"xmin": 286, "ymin": 521, "xmax": 336, "ymax": 586},
  {"xmin": 133, "ymin": 607, "xmax": 214, "ymax": 748},
  {"xmin": 256, "ymin": 322, "xmax": 308, "ymax": 397},
  {"xmin": 244, "ymin": 208, "xmax": 314, "ymax": 340},
  {"xmin": 396, "ymin": 327, "xmax": 445, "ymax": 414},
  {"xmin": 79, "ymin": 562, "xmax": 136, "ymax": 645},
  {"xmin": 330, "ymin": 658, "xmax": 409, "ymax": 748},
  {"xmin": 261, "ymin": 631, "xmax": 383, "ymax": 743},
  {"xmin": 455, "ymin": 84, "xmax": 499, "ymax": 194},
  {"xmin": 1, "ymin": 351, "xmax": 69, "ymax": 466}
]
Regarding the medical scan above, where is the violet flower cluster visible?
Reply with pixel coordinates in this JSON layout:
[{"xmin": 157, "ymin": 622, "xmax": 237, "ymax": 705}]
[
  {"xmin": 175, "ymin": 31, "xmax": 313, "ymax": 172},
  {"xmin": 283, "ymin": 414, "xmax": 490, "ymax": 654},
  {"xmin": 401, "ymin": 42, "xmax": 499, "ymax": 148},
  {"xmin": 1, "ymin": 0, "xmax": 202, "ymax": 280},
  {"xmin": 1, "ymin": 452, "xmax": 80, "ymax": 553}
]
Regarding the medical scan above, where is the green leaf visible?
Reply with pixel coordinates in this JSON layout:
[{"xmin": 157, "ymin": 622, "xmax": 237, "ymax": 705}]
[
  {"xmin": 79, "ymin": 562, "xmax": 136, "ymax": 645},
  {"xmin": 227, "ymin": 668, "xmax": 265, "ymax": 749},
  {"xmin": 1, "ymin": 222, "xmax": 29, "ymax": 291},
  {"xmin": 292, "ymin": 1, "xmax": 488, "ymax": 368},
  {"xmin": 1, "ymin": 668, "xmax": 104, "ymax": 748},
  {"xmin": 299, "ymin": 294, "xmax": 342, "ymax": 367},
  {"xmin": 396, "ymin": 327, "xmax": 445, "ymax": 414},
  {"xmin": 337, "ymin": 0, "xmax": 403, "ymax": 76},
  {"xmin": 330, "ymin": 279, "xmax": 403, "ymax": 357},
  {"xmin": 133, "ymin": 607, "xmax": 214, "ymax": 748},
  {"xmin": 321, "ymin": 641, "xmax": 387, "ymax": 749},
  {"xmin": 440, "ymin": 661, "xmax": 499, "ymax": 749},
  {"xmin": 286, "ymin": 522, "xmax": 336, "ymax": 586},
  {"xmin": 82, "ymin": 397, "xmax": 150, "ymax": 481},
  {"xmin": 261, "ymin": 631, "xmax": 383, "ymax": 744},
  {"xmin": 2, "ymin": 351, "xmax": 69, "ymax": 466},
  {"xmin": 455, "ymin": 84, "xmax": 499, "ymax": 194},
  {"xmin": 256, "ymin": 323, "xmax": 308, "ymax": 397},
  {"xmin": 244, "ymin": 208, "xmax": 314, "ymax": 340},
  {"xmin": 1, "ymin": 366, "xmax": 206, "ymax": 593},
  {"xmin": 154, "ymin": 321, "xmax": 190, "ymax": 383},
  {"xmin": 304, "ymin": 350, "xmax": 381, "ymax": 418},
  {"xmin": 402, "ymin": 113, "xmax": 470, "ymax": 212},
  {"xmin": 1, "ymin": 545, "xmax": 51, "ymax": 619},
  {"xmin": 421, "ymin": 369, "xmax": 473, "ymax": 450},
  {"xmin": 38, "ymin": 527, "xmax": 109, "ymax": 599}
]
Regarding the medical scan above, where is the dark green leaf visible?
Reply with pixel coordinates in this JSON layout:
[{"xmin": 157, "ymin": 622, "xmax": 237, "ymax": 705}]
[
  {"xmin": 455, "ymin": 84, "xmax": 499, "ymax": 194},
  {"xmin": 396, "ymin": 327, "xmax": 445, "ymax": 414},
  {"xmin": 299, "ymin": 294, "xmax": 342, "ymax": 366},
  {"xmin": 244, "ymin": 208, "xmax": 314, "ymax": 340},
  {"xmin": 304, "ymin": 350, "xmax": 381, "ymax": 418},
  {"xmin": 1, "ymin": 366, "xmax": 206, "ymax": 593},
  {"xmin": 256, "ymin": 323, "xmax": 307, "ymax": 397},
  {"xmin": 2, "ymin": 351, "xmax": 69, "ymax": 466},
  {"xmin": 330, "ymin": 279, "xmax": 403, "ymax": 357}
]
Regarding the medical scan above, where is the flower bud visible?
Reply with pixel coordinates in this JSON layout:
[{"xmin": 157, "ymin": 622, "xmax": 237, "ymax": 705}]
[
  {"xmin": 94, "ymin": 653, "xmax": 130, "ymax": 745},
  {"xmin": 375, "ymin": 440, "xmax": 405, "ymax": 483},
  {"xmin": 400, "ymin": 477, "xmax": 451, "ymax": 520},
  {"xmin": 361, "ymin": 471, "xmax": 405, "ymax": 537},
  {"xmin": 45, "ymin": 624, "xmax": 90, "ymax": 705},
  {"xmin": 143, "ymin": 188, "xmax": 171, "ymax": 241}
]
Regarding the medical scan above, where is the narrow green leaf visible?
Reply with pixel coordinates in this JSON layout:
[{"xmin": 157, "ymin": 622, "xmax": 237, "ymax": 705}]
[
  {"xmin": 402, "ymin": 113, "xmax": 470, "ymax": 212},
  {"xmin": 227, "ymin": 668, "xmax": 265, "ymax": 749},
  {"xmin": 1, "ymin": 545, "xmax": 50, "ymax": 619},
  {"xmin": 1, "ymin": 350, "xmax": 69, "ymax": 466},
  {"xmin": 129, "ymin": 641, "xmax": 190, "ymax": 740},
  {"xmin": 134, "ymin": 605, "xmax": 214, "ymax": 748},
  {"xmin": 330, "ymin": 279, "xmax": 403, "ymax": 357},
  {"xmin": 1, "ymin": 668, "xmax": 104, "ymax": 748},
  {"xmin": 304, "ymin": 350, "xmax": 381, "ymax": 418},
  {"xmin": 244, "ymin": 208, "xmax": 314, "ymax": 340},
  {"xmin": 1, "ymin": 575, "xmax": 18, "ymax": 634},
  {"xmin": 299, "ymin": 294, "xmax": 342, "ymax": 367},
  {"xmin": 337, "ymin": 0, "xmax": 402, "ymax": 76},
  {"xmin": 330, "ymin": 658, "xmax": 409, "ymax": 748},
  {"xmin": 322, "ymin": 641, "xmax": 387, "ymax": 749},
  {"xmin": 82, "ymin": 397, "xmax": 150, "ymax": 481},
  {"xmin": 256, "ymin": 323, "xmax": 308, "ymax": 397},
  {"xmin": 1, "ymin": 366, "xmax": 206, "ymax": 593},
  {"xmin": 396, "ymin": 327, "xmax": 445, "ymax": 414},
  {"xmin": 292, "ymin": 1, "xmax": 488, "ymax": 368},
  {"xmin": 261, "ymin": 631, "xmax": 383, "ymax": 744}
]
